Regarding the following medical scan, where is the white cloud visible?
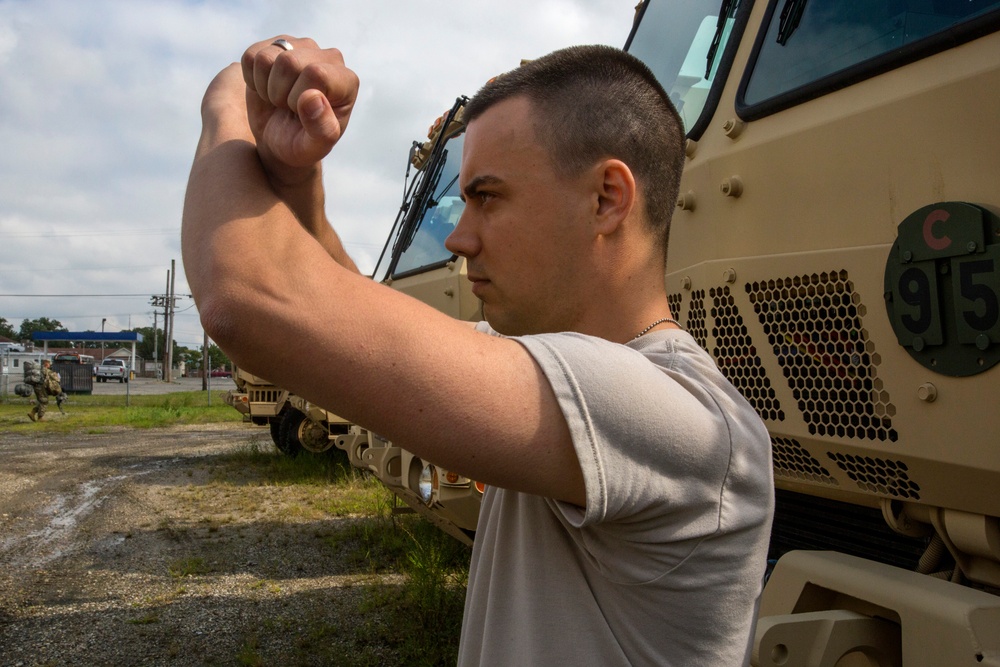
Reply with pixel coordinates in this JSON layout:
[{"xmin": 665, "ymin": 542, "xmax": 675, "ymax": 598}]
[{"xmin": 0, "ymin": 0, "xmax": 631, "ymax": 347}]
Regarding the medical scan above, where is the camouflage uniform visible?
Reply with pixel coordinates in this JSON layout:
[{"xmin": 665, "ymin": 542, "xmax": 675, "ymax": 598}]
[{"xmin": 26, "ymin": 360, "xmax": 59, "ymax": 422}]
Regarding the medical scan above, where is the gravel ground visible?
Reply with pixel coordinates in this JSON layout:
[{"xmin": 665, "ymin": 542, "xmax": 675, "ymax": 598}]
[{"xmin": 0, "ymin": 421, "xmax": 409, "ymax": 666}]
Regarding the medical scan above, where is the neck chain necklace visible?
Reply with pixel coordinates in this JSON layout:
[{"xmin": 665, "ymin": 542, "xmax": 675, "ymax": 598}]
[{"xmin": 631, "ymin": 317, "xmax": 682, "ymax": 341}]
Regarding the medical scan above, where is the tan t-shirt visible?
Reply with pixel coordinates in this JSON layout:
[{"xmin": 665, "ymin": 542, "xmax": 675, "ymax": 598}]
[{"xmin": 458, "ymin": 326, "xmax": 774, "ymax": 666}]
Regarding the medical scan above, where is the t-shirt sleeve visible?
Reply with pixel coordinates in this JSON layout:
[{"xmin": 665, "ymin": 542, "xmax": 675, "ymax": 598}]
[{"xmin": 513, "ymin": 332, "xmax": 735, "ymax": 540}]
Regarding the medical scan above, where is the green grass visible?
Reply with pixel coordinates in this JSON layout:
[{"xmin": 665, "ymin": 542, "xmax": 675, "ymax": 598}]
[
  {"xmin": 0, "ymin": 390, "xmax": 241, "ymax": 432},
  {"xmin": 208, "ymin": 440, "xmax": 472, "ymax": 665},
  {"xmin": 126, "ymin": 613, "xmax": 160, "ymax": 625},
  {"xmin": 167, "ymin": 556, "xmax": 210, "ymax": 578},
  {"xmin": 326, "ymin": 485, "xmax": 471, "ymax": 666}
]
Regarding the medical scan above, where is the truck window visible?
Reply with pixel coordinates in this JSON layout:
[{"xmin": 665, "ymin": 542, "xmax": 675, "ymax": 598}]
[
  {"xmin": 740, "ymin": 0, "xmax": 1000, "ymax": 114},
  {"xmin": 392, "ymin": 134, "xmax": 465, "ymax": 277},
  {"xmin": 626, "ymin": 0, "xmax": 743, "ymax": 134}
]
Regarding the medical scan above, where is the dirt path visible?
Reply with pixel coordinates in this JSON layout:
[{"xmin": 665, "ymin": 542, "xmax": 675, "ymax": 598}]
[{"xmin": 0, "ymin": 424, "xmax": 400, "ymax": 666}]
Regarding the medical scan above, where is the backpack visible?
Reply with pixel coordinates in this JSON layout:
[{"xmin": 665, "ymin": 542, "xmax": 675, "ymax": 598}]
[
  {"xmin": 23, "ymin": 361, "xmax": 41, "ymax": 386},
  {"xmin": 46, "ymin": 372, "xmax": 62, "ymax": 396}
]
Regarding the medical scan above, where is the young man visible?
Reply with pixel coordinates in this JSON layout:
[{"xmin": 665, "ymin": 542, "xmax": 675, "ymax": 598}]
[{"xmin": 183, "ymin": 37, "xmax": 773, "ymax": 665}]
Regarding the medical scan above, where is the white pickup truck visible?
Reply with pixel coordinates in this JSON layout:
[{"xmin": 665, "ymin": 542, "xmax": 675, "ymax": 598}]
[{"xmin": 96, "ymin": 358, "xmax": 128, "ymax": 383}]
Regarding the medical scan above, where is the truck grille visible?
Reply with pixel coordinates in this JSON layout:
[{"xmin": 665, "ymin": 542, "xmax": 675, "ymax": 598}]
[
  {"xmin": 250, "ymin": 389, "xmax": 282, "ymax": 403},
  {"xmin": 675, "ymin": 269, "xmax": 898, "ymax": 444},
  {"xmin": 769, "ymin": 489, "xmax": 930, "ymax": 571},
  {"xmin": 827, "ymin": 452, "xmax": 921, "ymax": 500},
  {"xmin": 746, "ymin": 271, "xmax": 897, "ymax": 443},
  {"xmin": 712, "ymin": 286, "xmax": 785, "ymax": 422},
  {"xmin": 772, "ymin": 436, "xmax": 838, "ymax": 486}
]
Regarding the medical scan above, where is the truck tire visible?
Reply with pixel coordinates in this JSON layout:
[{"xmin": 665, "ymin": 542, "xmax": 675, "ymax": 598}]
[
  {"xmin": 277, "ymin": 409, "xmax": 306, "ymax": 456},
  {"xmin": 278, "ymin": 409, "xmax": 347, "ymax": 463},
  {"xmin": 297, "ymin": 418, "xmax": 334, "ymax": 454},
  {"xmin": 119, "ymin": 376, "xmax": 125, "ymax": 383},
  {"xmin": 268, "ymin": 420, "xmax": 282, "ymax": 451}
]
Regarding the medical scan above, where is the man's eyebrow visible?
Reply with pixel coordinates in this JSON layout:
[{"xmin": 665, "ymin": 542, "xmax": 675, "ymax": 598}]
[{"xmin": 461, "ymin": 175, "xmax": 504, "ymax": 200}]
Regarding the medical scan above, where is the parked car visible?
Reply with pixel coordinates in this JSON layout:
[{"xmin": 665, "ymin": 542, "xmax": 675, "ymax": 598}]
[
  {"xmin": 210, "ymin": 368, "xmax": 231, "ymax": 378},
  {"xmin": 96, "ymin": 358, "xmax": 128, "ymax": 383}
]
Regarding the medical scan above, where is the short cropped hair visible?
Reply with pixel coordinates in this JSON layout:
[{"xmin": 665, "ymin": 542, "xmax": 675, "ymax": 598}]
[{"xmin": 465, "ymin": 44, "xmax": 685, "ymax": 252}]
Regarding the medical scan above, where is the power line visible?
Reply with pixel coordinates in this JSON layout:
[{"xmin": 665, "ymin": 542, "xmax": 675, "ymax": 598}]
[
  {"xmin": 0, "ymin": 265, "xmax": 163, "ymax": 273},
  {"xmin": 1, "ymin": 294, "xmax": 194, "ymax": 298},
  {"xmin": 2, "ymin": 228, "xmax": 179, "ymax": 239}
]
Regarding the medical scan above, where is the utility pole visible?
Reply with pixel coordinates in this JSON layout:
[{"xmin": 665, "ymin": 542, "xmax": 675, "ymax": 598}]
[
  {"xmin": 203, "ymin": 330, "xmax": 211, "ymax": 404},
  {"xmin": 166, "ymin": 260, "xmax": 176, "ymax": 382},
  {"xmin": 202, "ymin": 329, "xmax": 209, "ymax": 391},
  {"xmin": 162, "ymin": 269, "xmax": 170, "ymax": 381},
  {"xmin": 152, "ymin": 310, "xmax": 158, "ymax": 380},
  {"xmin": 150, "ymin": 270, "xmax": 175, "ymax": 381}
]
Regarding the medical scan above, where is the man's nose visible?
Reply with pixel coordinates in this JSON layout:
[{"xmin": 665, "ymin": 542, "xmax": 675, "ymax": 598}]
[{"xmin": 444, "ymin": 209, "xmax": 480, "ymax": 258}]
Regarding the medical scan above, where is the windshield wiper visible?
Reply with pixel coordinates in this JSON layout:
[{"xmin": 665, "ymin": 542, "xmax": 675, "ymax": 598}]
[
  {"xmin": 706, "ymin": 0, "xmax": 739, "ymax": 79},
  {"xmin": 777, "ymin": 0, "xmax": 808, "ymax": 45},
  {"xmin": 387, "ymin": 96, "xmax": 467, "ymax": 275},
  {"xmin": 397, "ymin": 147, "xmax": 449, "ymax": 255}
]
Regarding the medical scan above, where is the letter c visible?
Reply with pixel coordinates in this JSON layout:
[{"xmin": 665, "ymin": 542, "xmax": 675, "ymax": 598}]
[{"xmin": 923, "ymin": 209, "xmax": 952, "ymax": 251}]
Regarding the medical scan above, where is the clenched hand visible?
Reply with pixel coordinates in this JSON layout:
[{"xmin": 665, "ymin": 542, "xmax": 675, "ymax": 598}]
[{"xmin": 240, "ymin": 36, "xmax": 360, "ymax": 186}]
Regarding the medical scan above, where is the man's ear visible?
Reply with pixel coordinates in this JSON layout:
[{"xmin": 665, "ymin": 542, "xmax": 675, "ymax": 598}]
[{"xmin": 592, "ymin": 159, "xmax": 636, "ymax": 237}]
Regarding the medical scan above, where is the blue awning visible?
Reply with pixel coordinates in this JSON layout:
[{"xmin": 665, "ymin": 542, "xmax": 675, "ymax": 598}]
[{"xmin": 33, "ymin": 331, "xmax": 144, "ymax": 343}]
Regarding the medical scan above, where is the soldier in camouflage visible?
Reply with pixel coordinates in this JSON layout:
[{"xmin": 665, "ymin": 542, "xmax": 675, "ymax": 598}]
[{"xmin": 26, "ymin": 359, "xmax": 61, "ymax": 422}]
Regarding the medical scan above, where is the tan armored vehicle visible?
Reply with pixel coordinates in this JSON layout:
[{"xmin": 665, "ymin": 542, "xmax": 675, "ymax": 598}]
[
  {"xmin": 343, "ymin": 99, "xmax": 483, "ymax": 544},
  {"xmin": 226, "ymin": 369, "xmax": 350, "ymax": 457},
  {"xmin": 625, "ymin": 0, "xmax": 1000, "ymax": 664},
  {"xmin": 225, "ymin": 0, "xmax": 1000, "ymax": 657}
]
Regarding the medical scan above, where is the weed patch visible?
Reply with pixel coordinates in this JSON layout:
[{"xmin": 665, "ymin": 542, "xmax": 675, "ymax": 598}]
[{"xmin": 167, "ymin": 556, "xmax": 210, "ymax": 578}]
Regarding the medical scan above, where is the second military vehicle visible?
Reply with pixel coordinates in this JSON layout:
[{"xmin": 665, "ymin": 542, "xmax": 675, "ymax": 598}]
[{"xmin": 224, "ymin": 98, "xmax": 483, "ymax": 543}]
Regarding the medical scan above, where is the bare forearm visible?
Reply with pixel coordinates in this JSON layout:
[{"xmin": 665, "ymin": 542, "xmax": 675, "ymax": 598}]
[
  {"xmin": 181, "ymin": 133, "xmax": 274, "ymax": 327},
  {"xmin": 266, "ymin": 169, "xmax": 360, "ymax": 273}
]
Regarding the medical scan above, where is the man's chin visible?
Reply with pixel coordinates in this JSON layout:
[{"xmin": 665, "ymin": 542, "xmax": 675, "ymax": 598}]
[
  {"xmin": 483, "ymin": 308, "xmax": 514, "ymax": 336},
  {"xmin": 483, "ymin": 309, "xmax": 533, "ymax": 337}
]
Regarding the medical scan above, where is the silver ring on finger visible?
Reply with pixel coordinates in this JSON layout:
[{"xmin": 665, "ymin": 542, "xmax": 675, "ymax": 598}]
[{"xmin": 271, "ymin": 39, "xmax": 293, "ymax": 51}]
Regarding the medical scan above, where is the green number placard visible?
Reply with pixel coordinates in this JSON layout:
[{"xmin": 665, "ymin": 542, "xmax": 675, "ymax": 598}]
[{"xmin": 884, "ymin": 203, "xmax": 1000, "ymax": 376}]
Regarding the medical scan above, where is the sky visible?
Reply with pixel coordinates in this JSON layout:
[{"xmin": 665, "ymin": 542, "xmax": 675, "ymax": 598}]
[{"xmin": 0, "ymin": 0, "xmax": 634, "ymax": 350}]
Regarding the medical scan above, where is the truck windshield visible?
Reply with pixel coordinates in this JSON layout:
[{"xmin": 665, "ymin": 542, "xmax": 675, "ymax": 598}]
[
  {"xmin": 743, "ymin": 0, "xmax": 1000, "ymax": 107},
  {"xmin": 626, "ymin": 0, "xmax": 740, "ymax": 132},
  {"xmin": 392, "ymin": 134, "xmax": 466, "ymax": 276}
]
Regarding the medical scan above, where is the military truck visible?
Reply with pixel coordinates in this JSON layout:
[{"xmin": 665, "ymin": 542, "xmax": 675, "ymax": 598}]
[
  {"xmin": 226, "ymin": 367, "xmax": 352, "ymax": 458},
  {"xmin": 345, "ymin": 98, "xmax": 483, "ymax": 544},
  {"xmin": 225, "ymin": 0, "xmax": 1000, "ymax": 658},
  {"xmin": 623, "ymin": 0, "xmax": 1000, "ymax": 664}
]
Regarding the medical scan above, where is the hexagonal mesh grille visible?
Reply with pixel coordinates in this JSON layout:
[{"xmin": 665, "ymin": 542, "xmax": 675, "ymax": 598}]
[
  {"xmin": 746, "ymin": 271, "xmax": 898, "ymax": 442},
  {"xmin": 710, "ymin": 286, "xmax": 784, "ymax": 421},
  {"xmin": 828, "ymin": 452, "xmax": 921, "ymax": 500},
  {"xmin": 668, "ymin": 292, "xmax": 683, "ymax": 327},
  {"xmin": 772, "ymin": 437, "xmax": 838, "ymax": 486},
  {"xmin": 686, "ymin": 289, "xmax": 709, "ymax": 350}
]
